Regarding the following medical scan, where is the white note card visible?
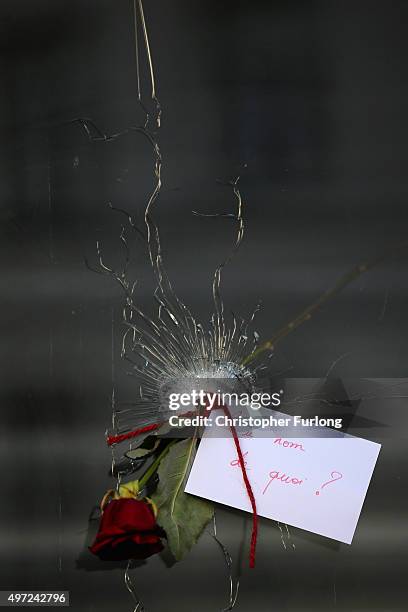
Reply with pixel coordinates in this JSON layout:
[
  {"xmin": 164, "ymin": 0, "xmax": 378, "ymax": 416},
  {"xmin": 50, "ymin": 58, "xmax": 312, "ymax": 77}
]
[{"xmin": 185, "ymin": 423, "xmax": 381, "ymax": 544}]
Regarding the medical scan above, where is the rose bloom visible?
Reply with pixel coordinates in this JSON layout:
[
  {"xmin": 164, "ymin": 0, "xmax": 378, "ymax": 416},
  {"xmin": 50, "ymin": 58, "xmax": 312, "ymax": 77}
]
[{"xmin": 90, "ymin": 497, "xmax": 165, "ymax": 561}]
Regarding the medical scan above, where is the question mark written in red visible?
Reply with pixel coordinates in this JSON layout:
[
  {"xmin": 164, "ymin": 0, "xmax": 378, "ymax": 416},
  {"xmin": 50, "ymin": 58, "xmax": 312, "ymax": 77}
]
[{"xmin": 315, "ymin": 471, "xmax": 343, "ymax": 496}]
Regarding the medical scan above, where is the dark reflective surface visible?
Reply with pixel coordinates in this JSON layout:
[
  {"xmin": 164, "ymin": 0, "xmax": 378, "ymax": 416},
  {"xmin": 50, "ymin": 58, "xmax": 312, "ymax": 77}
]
[{"xmin": 1, "ymin": 1, "xmax": 407, "ymax": 610}]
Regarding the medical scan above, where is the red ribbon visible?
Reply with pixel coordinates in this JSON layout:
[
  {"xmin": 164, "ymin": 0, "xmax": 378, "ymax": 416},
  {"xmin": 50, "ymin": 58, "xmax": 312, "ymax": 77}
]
[{"xmin": 216, "ymin": 403, "xmax": 258, "ymax": 568}]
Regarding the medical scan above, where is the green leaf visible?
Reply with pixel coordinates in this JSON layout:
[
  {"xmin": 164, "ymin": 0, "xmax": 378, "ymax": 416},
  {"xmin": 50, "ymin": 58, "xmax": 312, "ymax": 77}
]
[
  {"xmin": 155, "ymin": 421, "xmax": 174, "ymax": 437},
  {"xmin": 151, "ymin": 438, "xmax": 214, "ymax": 561},
  {"xmin": 126, "ymin": 437, "xmax": 161, "ymax": 460}
]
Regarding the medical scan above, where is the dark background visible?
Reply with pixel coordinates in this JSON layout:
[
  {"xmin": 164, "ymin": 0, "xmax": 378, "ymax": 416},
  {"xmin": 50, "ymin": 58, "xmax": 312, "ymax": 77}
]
[{"xmin": 0, "ymin": 1, "xmax": 407, "ymax": 610}]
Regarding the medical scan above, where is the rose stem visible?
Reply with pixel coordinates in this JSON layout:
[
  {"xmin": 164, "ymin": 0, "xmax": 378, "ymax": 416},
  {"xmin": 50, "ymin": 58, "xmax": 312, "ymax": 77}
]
[
  {"xmin": 243, "ymin": 238, "xmax": 408, "ymax": 366},
  {"xmin": 138, "ymin": 440, "xmax": 177, "ymax": 491}
]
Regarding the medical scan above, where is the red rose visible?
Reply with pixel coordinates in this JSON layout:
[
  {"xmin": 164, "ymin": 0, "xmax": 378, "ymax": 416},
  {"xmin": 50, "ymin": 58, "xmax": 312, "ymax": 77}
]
[{"xmin": 89, "ymin": 497, "xmax": 165, "ymax": 561}]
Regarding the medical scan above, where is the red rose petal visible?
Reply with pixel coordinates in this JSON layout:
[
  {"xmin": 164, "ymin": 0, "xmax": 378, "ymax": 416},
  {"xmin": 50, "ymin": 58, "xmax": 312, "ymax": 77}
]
[{"xmin": 89, "ymin": 497, "xmax": 165, "ymax": 561}]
